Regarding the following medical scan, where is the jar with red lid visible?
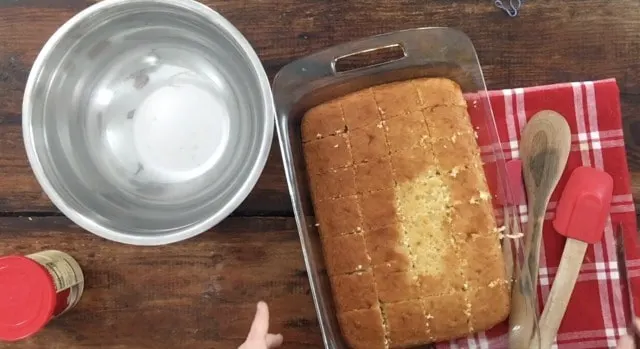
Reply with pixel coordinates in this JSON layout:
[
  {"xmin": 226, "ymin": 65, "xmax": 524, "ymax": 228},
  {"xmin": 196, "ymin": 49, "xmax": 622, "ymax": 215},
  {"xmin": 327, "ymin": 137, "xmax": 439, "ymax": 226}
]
[{"xmin": 0, "ymin": 250, "xmax": 84, "ymax": 342}]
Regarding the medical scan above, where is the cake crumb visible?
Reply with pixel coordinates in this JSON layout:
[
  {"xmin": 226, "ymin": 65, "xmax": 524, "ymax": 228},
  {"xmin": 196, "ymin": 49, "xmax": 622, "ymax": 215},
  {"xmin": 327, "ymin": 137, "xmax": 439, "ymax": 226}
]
[
  {"xmin": 334, "ymin": 144, "xmax": 339, "ymax": 148},
  {"xmin": 314, "ymin": 223, "xmax": 320, "ymax": 227},
  {"xmin": 499, "ymin": 232, "xmax": 525, "ymax": 240},
  {"xmin": 463, "ymin": 282, "xmax": 469, "ymax": 291},
  {"xmin": 479, "ymin": 191, "xmax": 491, "ymax": 201},
  {"xmin": 509, "ymin": 232, "xmax": 524, "ymax": 239},
  {"xmin": 488, "ymin": 279, "xmax": 510, "ymax": 288},
  {"xmin": 335, "ymin": 129, "xmax": 343, "ymax": 134},
  {"xmin": 316, "ymin": 133, "xmax": 322, "ymax": 139},
  {"xmin": 469, "ymin": 196, "xmax": 479, "ymax": 205},
  {"xmin": 474, "ymin": 131, "xmax": 479, "ymax": 139},
  {"xmin": 464, "ymin": 303, "xmax": 472, "ymax": 316},
  {"xmin": 450, "ymin": 166, "xmax": 461, "ymax": 178},
  {"xmin": 356, "ymin": 226, "xmax": 362, "ymax": 232},
  {"xmin": 451, "ymin": 134, "xmax": 457, "ymax": 143},
  {"xmin": 426, "ymin": 313, "xmax": 434, "ymax": 320},
  {"xmin": 378, "ymin": 107, "xmax": 385, "ymax": 115}
]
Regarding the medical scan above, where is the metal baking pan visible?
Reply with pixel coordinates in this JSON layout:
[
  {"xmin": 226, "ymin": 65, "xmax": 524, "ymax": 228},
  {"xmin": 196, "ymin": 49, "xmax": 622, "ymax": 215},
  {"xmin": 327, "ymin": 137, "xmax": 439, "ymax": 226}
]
[{"xmin": 273, "ymin": 27, "xmax": 537, "ymax": 349}]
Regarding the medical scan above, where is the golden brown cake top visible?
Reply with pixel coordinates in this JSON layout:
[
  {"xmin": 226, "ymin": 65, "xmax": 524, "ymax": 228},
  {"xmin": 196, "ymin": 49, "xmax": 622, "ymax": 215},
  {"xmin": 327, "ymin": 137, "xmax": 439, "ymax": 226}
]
[{"xmin": 302, "ymin": 77, "xmax": 510, "ymax": 349}]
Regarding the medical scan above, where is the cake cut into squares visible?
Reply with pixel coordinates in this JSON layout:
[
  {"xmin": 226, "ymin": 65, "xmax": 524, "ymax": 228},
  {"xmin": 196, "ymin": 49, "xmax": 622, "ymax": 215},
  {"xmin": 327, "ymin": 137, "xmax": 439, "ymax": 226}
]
[
  {"xmin": 301, "ymin": 100, "xmax": 346, "ymax": 142},
  {"xmin": 321, "ymin": 233, "xmax": 371, "ymax": 275},
  {"xmin": 313, "ymin": 195, "xmax": 362, "ymax": 236},
  {"xmin": 349, "ymin": 121, "xmax": 389, "ymax": 163},
  {"xmin": 331, "ymin": 271, "xmax": 379, "ymax": 313},
  {"xmin": 303, "ymin": 134, "xmax": 351, "ymax": 174},
  {"xmin": 302, "ymin": 77, "xmax": 510, "ymax": 348}
]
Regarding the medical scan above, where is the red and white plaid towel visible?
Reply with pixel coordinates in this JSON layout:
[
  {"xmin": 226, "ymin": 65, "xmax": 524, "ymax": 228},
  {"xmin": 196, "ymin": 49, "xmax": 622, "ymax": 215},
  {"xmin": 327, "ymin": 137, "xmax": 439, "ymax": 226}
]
[{"xmin": 438, "ymin": 78, "xmax": 638, "ymax": 349}]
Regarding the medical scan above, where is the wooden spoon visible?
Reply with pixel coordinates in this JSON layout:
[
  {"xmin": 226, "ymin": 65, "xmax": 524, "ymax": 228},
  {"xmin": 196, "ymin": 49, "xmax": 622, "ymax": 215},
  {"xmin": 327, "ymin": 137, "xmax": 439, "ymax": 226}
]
[{"xmin": 508, "ymin": 110, "xmax": 571, "ymax": 349}]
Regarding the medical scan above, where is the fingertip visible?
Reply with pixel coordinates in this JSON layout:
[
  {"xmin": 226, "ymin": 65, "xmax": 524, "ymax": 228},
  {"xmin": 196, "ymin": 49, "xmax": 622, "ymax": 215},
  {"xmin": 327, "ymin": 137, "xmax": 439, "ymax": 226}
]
[
  {"xmin": 266, "ymin": 333, "xmax": 284, "ymax": 348},
  {"xmin": 256, "ymin": 301, "xmax": 269, "ymax": 318},
  {"xmin": 247, "ymin": 301, "xmax": 270, "ymax": 339},
  {"xmin": 617, "ymin": 334, "xmax": 634, "ymax": 349}
]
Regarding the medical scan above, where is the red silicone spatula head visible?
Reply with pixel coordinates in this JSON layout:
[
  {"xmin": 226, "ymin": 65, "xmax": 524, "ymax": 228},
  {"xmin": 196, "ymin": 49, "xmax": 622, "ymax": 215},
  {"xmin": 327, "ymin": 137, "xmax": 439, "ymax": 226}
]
[{"xmin": 553, "ymin": 166, "xmax": 613, "ymax": 244}]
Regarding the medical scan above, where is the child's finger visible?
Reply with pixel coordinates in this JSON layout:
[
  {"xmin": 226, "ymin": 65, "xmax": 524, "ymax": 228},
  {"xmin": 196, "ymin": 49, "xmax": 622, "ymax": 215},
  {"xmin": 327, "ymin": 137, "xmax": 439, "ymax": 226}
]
[
  {"xmin": 246, "ymin": 301, "xmax": 270, "ymax": 340},
  {"xmin": 266, "ymin": 333, "xmax": 284, "ymax": 348}
]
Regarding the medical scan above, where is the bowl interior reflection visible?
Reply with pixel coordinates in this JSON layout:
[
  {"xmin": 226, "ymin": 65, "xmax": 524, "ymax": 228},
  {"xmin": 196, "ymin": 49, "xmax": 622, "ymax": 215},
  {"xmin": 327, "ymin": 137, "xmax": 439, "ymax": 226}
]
[{"xmin": 26, "ymin": 1, "xmax": 271, "ymax": 238}]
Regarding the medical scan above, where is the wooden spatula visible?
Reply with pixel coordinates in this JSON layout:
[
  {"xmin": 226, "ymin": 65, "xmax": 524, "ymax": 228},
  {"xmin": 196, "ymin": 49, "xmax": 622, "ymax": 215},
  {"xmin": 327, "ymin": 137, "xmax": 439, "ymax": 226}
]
[
  {"xmin": 509, "ymin": 110, "xmax": 571, "ymax": 349},
  {"xmin": 533, "ymin": 166, "xmax": 613, "ymax": 349}
]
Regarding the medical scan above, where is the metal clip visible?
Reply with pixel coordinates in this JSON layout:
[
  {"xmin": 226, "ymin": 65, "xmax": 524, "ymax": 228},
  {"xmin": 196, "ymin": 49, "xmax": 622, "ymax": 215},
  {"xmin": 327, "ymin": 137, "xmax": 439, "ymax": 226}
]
[{"xmin": 495, "ymin": 0, "xmax": 523, "ymax": 17}]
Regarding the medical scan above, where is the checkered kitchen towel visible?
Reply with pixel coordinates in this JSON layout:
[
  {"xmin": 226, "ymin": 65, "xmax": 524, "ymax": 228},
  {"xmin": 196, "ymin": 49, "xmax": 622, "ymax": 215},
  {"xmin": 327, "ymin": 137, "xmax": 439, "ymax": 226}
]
[{"xmin": 439, "ymin": 78, "xmax": 638, "ymax": 349}]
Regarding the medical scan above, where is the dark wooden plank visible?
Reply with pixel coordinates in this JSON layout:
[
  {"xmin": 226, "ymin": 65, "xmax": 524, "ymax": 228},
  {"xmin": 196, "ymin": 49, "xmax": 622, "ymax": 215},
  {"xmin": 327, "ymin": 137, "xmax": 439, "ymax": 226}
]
[
  {"xmin": 0, "ymin": 216, "xmax": 322, "ymax": 349},
  {"xmin": 2, "ymin": 1, "xmax": 640, "ymax": 215}
]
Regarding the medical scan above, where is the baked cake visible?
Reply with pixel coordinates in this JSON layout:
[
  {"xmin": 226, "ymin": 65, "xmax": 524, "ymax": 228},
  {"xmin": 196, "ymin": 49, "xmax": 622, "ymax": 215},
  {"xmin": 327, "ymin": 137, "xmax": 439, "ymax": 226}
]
[{"xmin": 301, "ymin": 78, "xmax": 510, "ymax": 349}]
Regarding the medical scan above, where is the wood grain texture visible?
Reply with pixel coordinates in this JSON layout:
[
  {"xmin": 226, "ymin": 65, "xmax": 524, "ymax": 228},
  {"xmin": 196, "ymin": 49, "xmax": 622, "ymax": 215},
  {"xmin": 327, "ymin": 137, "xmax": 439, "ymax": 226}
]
[
  {"xmin": 1, "ymin": 1, "xmax": 640, "ymax": 348},
  {"xmin": 3, "ymin": 1, "xmax": 640, "ymax": 215},
  {"xmin": 520, "ymin": 110, "xmax": 571, "ymax": 291},
  {"xmin": 0, "ymin": 216, "xmax": 322, "ymax": 349},
  {"xmin": 535, "ymin": 239, "xmax": 589, "ymax": 349}
]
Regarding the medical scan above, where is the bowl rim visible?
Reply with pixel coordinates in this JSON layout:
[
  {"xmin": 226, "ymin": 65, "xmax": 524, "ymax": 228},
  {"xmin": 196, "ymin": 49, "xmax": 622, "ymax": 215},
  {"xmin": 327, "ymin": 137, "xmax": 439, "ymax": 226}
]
[{"xmin": 22, "ymin": 0, "xmax": 275, "ymax": 246}]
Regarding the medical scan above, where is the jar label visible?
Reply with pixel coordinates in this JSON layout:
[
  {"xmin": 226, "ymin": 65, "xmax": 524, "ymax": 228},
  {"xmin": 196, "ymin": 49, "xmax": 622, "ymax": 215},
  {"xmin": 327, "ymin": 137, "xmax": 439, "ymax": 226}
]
[{"xmin": 27, "ymin": 250, "xmax": 85, "ymax": 317}]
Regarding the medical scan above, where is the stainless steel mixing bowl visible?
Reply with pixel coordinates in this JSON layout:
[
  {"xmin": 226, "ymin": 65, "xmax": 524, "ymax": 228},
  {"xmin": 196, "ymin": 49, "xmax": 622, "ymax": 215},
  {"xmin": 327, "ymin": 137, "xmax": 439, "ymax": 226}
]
[{"xmin": 22, "ymin": 0, "xmax": 274, "ymax": 245}]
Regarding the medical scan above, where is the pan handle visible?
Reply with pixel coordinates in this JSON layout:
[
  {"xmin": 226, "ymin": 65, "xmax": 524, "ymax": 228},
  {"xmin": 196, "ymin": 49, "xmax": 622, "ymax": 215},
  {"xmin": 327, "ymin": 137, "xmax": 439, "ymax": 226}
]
[
  {"xmin": 330, "ymin": 43, "xmax": 407, "ymax": 75},
  {"xmin": 273, "ymin": 27, "xmax": 479, "ymax": 104}
]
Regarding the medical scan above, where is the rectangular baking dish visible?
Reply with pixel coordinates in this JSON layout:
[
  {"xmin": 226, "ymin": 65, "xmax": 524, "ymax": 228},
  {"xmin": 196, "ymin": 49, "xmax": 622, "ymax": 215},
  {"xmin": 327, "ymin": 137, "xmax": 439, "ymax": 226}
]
[{"xmin": 273, "ymin": 27, "xmax": 537, "ymax": 349}]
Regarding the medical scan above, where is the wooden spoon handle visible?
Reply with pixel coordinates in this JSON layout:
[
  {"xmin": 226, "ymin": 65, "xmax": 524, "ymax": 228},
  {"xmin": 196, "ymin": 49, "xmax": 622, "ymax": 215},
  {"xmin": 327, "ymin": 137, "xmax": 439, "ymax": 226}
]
[
  {"xmin": 508, "ymin": 214, "xmax": 547, "ymax": 349},
  {"xmin": 508, "ymin": 213, "xmax": 539, "ymax": 349},
  {"xmin": 535, "ymin": 238, "xmax": 588, "ymax": 349},
  {"xmin": 508, "ymin": 266, "xmax": 540, "ymax": 349},
  {"xmin": 525, "ymin": 216, "xmax": 546, "ymax": 295}
]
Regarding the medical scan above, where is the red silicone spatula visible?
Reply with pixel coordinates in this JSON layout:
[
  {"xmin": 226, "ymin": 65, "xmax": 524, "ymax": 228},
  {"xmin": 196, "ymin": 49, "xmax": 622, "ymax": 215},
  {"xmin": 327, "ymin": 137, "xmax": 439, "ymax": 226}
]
[{"xmin": 534, "ymin": 166, "xmax": 613, "ymax": 349}]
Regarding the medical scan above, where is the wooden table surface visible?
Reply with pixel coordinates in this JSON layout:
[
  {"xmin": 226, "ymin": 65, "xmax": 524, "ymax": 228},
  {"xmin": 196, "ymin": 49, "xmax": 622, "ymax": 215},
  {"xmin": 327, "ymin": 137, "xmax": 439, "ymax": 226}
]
[{"xmin": 2, "ymin": 1, "xmax": 640, "ymax": 348}]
